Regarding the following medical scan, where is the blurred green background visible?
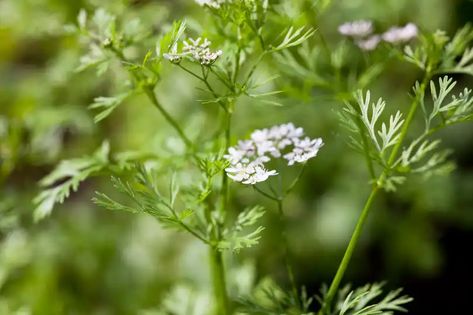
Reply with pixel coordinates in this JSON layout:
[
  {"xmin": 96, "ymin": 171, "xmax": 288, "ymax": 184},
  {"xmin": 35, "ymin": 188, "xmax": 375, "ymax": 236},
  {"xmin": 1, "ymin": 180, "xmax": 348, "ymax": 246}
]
[{"xmin": 1, "ymin": 0, "xmax": 473, "ymax": 314}]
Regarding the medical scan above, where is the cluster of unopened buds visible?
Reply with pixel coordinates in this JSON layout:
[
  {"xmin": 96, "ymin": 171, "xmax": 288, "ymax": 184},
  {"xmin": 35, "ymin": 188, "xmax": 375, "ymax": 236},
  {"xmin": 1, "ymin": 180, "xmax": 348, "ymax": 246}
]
[
  {"xmin": 338, "ymin": 20, "xmax": 418, "ymax": 51},
  {"xmin": 164, "ymin": 37, "xmax": 223, "ymax": 65},
  {"xmin": 224, "ymin": 123, "xmax": 324, "ymax": 185}
]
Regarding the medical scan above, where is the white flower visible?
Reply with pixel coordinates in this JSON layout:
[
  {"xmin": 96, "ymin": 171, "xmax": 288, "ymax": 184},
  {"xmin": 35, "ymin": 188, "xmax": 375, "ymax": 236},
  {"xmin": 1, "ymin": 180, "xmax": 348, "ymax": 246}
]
[
  {"xmin": 224, "ymin": 123, "xmax": 324, "ymax": 184},
  {"xmin": 163, "ymin": 44, "xmax": 182, "ymax": 63},
  {"xmin": 195, "ymin": 0, "xmax": 224, "ymax": 9},
  {"xmin": 356, "ymin": 35, "xmax": 381, "ymax": 51},
  {"xmin": 338, "ymin": 20, "xmax": 373, "ymax": 37},
  {"xmin": 382, "ymin": 23, "xmax": 418, "ymax": 43},
  {"xmin": 224, "ymin": 147, "xmax": 246, "ymax": 165},
  {"xmin": 164, "ymin": 37, "xmax": 222, "ymax": 66},
  {"xmin": 225, "ymin": 162, "xmax": 277, "ymax": 184},
  {"xmin": 284, "ymin": 137, "xmax": 324, "ymax": 166},
  {"xmin": 200, "ymin": 49, "xmax": 223, "ymax": 65}
]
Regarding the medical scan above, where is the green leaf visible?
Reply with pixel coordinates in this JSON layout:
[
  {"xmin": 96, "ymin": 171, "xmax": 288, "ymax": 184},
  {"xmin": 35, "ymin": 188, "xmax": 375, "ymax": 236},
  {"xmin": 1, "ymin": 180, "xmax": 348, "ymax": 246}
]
[
  {"xmin": 33, "ymin": 142, "xmax": 110, "ymax": 221},
  {"xmin": 271, "ymin": 26, "xmax": 316, "ymax": 52},
  {"xmin": 219, "ymin": 206, "xmax": 265, "ymax": 252},
  {"xmin": 156, "ymin": 20, "xmax": 186, "ymax": 58},
  {"xmin": 89, "ymin": 92, "xmax": 132, "ymax": 123},
  {"xmin": 332, "ymin": 283, "xmax": 412, "ymax": 315}
]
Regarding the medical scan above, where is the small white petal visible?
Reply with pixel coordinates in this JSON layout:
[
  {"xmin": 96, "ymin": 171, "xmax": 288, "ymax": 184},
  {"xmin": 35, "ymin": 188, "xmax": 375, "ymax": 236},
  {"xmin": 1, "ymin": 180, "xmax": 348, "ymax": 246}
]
[
  {"xmin": 338, "ymin": 20, "xmax": 373, "ymax": 37},
  {"xmin": 382, "ymin": 23, "xmax": 418, "ymax": 43}
]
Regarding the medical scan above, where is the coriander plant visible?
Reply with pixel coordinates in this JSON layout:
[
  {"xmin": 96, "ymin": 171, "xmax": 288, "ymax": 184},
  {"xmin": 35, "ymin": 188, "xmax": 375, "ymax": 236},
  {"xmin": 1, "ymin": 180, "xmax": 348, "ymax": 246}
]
[{"xmin": 28, "ymin": 1, "xmax": 473, "ymax": 314}]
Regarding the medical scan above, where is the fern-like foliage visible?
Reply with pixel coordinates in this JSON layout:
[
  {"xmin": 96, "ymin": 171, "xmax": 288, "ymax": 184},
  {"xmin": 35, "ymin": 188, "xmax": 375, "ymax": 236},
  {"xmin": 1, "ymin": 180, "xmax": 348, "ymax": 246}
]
[
  {"xmin": 93, "ymin": 165, "xmax": 208, "ymax": 243},
  {"xmin": 218, "ymin": 205, "xmax": 265, "ymax": 252},
  {"xmin": 340, "ymin": 90, "xmax": 404, "ymax": 167},
  {"xmin": 331, "ymin": 283, "xmax": 412, "ymax": 315},
  {"xmin": 238, "ymin": 278, "xmax": 314, "ymax": 315},
  {"xmin": 89, "ymin": 92, "xmax": 133, "ymax": 123},
  {"xmin": 33, "ymin": 141, "xmax": 110, "ymax": 221},
  {"xmin": 141, "ymin": 284, "xmax": 210, "ymax": 315},
  {"xmin": 404, "ymin": 24, "xmax": 473, "ymax": 75},
  {"xmin": 395, "ymin": 75, "xmax": 473, "ymax": 178},
  {"xmin": 271, "ymin": 27, "xmax": 316, "ymax": 52}
]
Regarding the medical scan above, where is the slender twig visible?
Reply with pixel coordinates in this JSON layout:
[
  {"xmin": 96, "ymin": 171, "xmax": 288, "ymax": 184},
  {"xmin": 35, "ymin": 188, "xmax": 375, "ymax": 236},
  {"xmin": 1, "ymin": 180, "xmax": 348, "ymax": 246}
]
[
  {"xmin": 177, "ymin": 63, "xmax": 206, "ymax": 81},
  {"xmin": 356, "ymin": 118, "xmax": 377, "ymax": 181},
  {"xmin": 277, "ymin": 199, "xmax": 299, "ymax": 304},
  {"xmin": 253, "ymin": 185, "xmax": 279, "ymax": 201},
  {"xmin": 109, "ymin": 48, "xmax": 195, "ymax": 151},
  {"xmin": 209, "ymin": 67, "xmax": 234, "ymax": 91},
  {"xmin": 285, "ymin": 164, "xmax": 307, "ymax": 196}
]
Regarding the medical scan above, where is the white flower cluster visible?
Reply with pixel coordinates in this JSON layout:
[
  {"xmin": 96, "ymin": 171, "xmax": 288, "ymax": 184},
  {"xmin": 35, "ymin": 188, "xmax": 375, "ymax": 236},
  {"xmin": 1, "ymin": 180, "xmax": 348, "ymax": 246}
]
[
  {"xmin": 338, "ymin": 20, "xmax": 418, "ymax": 51},
  {"xmin": 163, "ymin": 37, "xmax": 223, "ymax": 65},
  {"xmin": 224, "ymin": 123, "xmax": 324, "ymax": 184},
  {"xmin": 338, "ymin": 20, "xmax": 373, "ymax": 37},
  {"xmin": 194, "ymin": 0, "xmax": 226, "ymax": 9},
  {"xmin": 382, "ymin": 23, "xmax": 418, "ymax": 43}
]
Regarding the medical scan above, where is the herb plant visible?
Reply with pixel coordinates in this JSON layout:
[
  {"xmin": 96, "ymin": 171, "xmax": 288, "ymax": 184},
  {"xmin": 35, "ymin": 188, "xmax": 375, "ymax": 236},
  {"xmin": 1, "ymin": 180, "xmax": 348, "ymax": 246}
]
[{"xmin": 1, "ymin": 0, "xmax": 471, "ymax": 314}]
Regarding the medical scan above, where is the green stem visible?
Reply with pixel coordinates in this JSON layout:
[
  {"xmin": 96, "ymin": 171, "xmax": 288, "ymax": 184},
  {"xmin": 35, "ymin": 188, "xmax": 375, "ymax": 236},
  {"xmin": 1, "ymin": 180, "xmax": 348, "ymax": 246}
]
[
  {"xmin": 284, "ymin": 164, "xmax": 306, "ymax": 196},
  {"xmin": 209, "ymin": 247, "xmax": 229, "ymax": 315},
  {"xmin": 277, "ymin": 199, "xmax": 299, "ymax": 301},
  {"xmin": 143, "ymin": 88, "xmax": 193, "ymax": 149},
  {"xmin": 322, "ymin": 185, "xmax": 379, "ymax": 312},
  {"xmin": 219, "ymin": 110, "xmax": 232, "ymax": 217},
  {"xmin": 253, "ymin": 185, "xmax": 279, "ymax": 201},
  {"xmin": 109, "ymin": 48, "xmax": 194, "ymax": 151},
  {"xmin": 386, "ymin": 73, "xmax": 431, "ymax": 167},
  {"xmin": 210, "ymin": 105, "xmax": 232, "ymax": 315},
  {"xmin": 321, "ymin": 72, "xmax": 432, "ymax": 313},
  {"xmin": 357, "ymin": 119, "xmax": 377, "ymax": 181}
]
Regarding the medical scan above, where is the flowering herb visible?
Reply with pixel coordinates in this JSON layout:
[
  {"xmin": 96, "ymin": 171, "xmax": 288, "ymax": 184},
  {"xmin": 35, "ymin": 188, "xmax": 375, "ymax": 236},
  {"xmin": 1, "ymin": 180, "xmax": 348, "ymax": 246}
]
[{"xmin": 25, "ymin": 2, "xmax": 473, "ymax": 315}]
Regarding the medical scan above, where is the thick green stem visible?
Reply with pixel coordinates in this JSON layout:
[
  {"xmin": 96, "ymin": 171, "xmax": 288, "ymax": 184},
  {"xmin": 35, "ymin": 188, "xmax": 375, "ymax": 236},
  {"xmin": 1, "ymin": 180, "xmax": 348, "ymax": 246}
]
[
  {"xmin": 209, "ymin": 106, "xmax": 232, "ymax": 315},
  {"xmin": 321, "ymin": 72, "xmax": 432, "ymax": 313},
  {"xmin": 209, "ymin": 247, "xmax": 229, "ymax": 315}
]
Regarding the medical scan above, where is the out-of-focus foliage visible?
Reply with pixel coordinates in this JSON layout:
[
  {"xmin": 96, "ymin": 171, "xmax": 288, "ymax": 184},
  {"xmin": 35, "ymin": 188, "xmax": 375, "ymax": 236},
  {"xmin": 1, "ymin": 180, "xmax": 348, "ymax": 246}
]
[{"xmin": 1, "ymin": 0, "xmax": 473, "ymax": 314}]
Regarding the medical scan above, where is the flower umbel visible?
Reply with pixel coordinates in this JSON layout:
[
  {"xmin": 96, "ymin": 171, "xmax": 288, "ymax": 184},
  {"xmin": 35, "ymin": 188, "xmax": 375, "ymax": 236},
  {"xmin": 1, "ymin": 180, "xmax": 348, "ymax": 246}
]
[
  {"xmin": 164, "ymin": 37, "xmax": 223, "ymax": 65},
  {"xmin": 224, "ymin": 123, "xmax": 324, "ymax": 184}
]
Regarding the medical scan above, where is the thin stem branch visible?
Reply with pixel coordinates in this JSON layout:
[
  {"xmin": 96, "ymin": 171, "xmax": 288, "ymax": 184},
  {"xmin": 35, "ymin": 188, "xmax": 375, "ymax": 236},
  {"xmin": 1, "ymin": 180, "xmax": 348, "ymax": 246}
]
[
  {"xmin": 285, "ymin": 164, "xmax": 306, "ymax": 196},
  {"xmin": 143, "ymin": 87, "xmax": 193, "ymax": 149},
  {"xmin": 277, "ymin": 199, "xmax": 299, "ymax": 303},
  {"xmin": 209, "ymin": 67, "xmax": 234, "ymax": 91},
  {"xmin": 109, "ymin": 48, "xmax": 194, "ymax": 151},
  {"xmin": 177, "ymin": 63, "xmax": 206, "ymax": 81},
  {"xmin": 386, "ymin": 73, "xmax": 431, "ymax": 167},
  {"xmin": 357, "ymin": 118, "xmax": 377, "ymax": 181},
  {"xmin": 322, "ymin": 186, "xmax": 379, "ymax": 312},
  {"xmin": 253, "ymin": 185, "xmax": 279, "ymax": 201},
  {"xmin": 177, "ymin": 221, "xmax": 208, "ymax": 244}
]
